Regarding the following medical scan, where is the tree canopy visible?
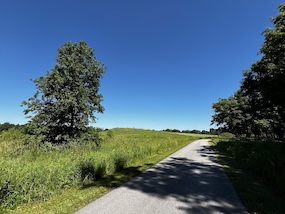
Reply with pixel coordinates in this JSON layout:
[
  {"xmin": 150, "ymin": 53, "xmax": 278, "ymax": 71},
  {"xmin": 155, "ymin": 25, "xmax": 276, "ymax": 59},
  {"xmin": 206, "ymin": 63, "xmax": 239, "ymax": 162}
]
[
  {"xmin": 212, "ymin": 4, "xmax": 285, "ymax": 140},
  {"xmin": 22, "ymin": 41, "xmax": 105, "ymax": 144}
]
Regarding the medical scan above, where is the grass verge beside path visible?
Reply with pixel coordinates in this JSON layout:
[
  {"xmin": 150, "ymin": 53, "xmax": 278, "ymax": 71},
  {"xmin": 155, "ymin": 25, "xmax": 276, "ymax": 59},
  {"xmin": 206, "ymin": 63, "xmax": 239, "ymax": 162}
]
[
  {"xmin": 1, "ymin": 129, "xmax": 207, "ymax": 214},
  {"xmin": 10, "ymin": 145, "xmax": 188, "ymax": 214},
  {"xmin": 210, "ymin": 137, "xmax": 285, "ymax": 214}
]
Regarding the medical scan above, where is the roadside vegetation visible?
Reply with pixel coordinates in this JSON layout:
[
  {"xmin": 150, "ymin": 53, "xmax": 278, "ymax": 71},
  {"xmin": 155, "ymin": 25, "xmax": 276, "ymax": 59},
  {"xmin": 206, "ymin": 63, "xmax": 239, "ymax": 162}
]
[
  {"xmin": 211, "ymin": 135, "xmax": 285, "ymax": 214},
  {"xmin": 210, "ymin": 6, "xmax": 285, "ymax": 213},
  {"xmin": 0, "ymin": 35, "xmax": 214, "ymax": 213},
  {"xmin": 0, "ymin": 128, "xmax": 207, "ymax": 213},
  {"xmin": 2, "ymin": 3, "xmax": 284, "ymax": 214},
  {"xmin": 211, "ymin": 5, "xmax": 285, "ymax": 141}
]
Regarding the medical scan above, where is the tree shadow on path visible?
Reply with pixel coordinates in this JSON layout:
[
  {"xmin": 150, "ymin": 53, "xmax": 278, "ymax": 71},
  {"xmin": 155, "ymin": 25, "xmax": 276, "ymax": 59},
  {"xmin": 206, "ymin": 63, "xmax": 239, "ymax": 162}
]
[{"xmin": 123, "ymin": 145, "xmax": 247, "ymax": 213}]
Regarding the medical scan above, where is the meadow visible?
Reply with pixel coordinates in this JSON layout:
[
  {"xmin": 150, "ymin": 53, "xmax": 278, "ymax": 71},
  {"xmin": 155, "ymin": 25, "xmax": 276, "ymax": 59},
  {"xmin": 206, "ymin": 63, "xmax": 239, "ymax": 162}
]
[
  {"xmin": 0, "ymin": 128, "xmax": 207, "ymax": 213},
  {"xmin": 211, "ymin": 135, "xmax": 285, "ymax": 214}
]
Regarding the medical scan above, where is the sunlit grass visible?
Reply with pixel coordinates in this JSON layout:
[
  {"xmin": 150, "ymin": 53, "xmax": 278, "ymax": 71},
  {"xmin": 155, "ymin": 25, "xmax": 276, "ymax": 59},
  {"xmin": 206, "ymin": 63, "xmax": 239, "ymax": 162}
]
[{"xmin": 1, "ymin": 128, "xmax": 208, "ymax": 213}]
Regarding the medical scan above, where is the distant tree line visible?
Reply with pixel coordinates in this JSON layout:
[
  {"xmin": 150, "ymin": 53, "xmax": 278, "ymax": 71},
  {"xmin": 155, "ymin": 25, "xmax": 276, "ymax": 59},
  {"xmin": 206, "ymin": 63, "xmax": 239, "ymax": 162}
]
[
  {"xmin": 211, "ymin": 5, "xmax": 285, "ymax": 140},
  {"xmin": 0, "ymin": 122, "xmax": 22, "ymax": 132},
  {"xmin": 162, "ymin": 128, "xmax": 221, "ymax": 135}
]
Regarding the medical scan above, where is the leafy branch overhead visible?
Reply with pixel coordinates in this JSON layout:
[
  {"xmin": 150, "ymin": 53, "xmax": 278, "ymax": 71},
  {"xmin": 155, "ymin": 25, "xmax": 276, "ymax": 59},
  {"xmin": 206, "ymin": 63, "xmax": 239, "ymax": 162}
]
[{"xmin": 22, "ymin": 41, "xmax": 106, "ymax": 144}]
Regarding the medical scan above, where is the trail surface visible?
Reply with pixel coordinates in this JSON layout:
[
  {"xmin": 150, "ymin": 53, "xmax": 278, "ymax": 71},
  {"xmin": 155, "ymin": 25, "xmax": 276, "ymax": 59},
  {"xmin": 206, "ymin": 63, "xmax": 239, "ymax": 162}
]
[{"xmin": 76, "ymin": 139, "xmax": 247, "ymax": 214}]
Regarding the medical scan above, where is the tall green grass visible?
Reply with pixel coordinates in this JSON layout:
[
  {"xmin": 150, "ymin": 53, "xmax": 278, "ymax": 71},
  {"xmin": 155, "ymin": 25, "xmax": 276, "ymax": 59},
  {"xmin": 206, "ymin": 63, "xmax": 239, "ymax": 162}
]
[
  {"xmin": 0, "ymin": 128, "xmax": 203, "ymax": 212},
  {"xmin": 211, "ymin": 136, "xmax": 285, "ymax": 213}
]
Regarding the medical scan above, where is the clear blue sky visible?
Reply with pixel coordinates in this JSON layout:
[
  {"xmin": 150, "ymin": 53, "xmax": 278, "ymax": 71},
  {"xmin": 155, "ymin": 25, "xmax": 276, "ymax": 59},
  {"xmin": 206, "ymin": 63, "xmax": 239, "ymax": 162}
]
[{"xmin": 0, "ymin": 1, "xmax": 283, "ymax": 131}]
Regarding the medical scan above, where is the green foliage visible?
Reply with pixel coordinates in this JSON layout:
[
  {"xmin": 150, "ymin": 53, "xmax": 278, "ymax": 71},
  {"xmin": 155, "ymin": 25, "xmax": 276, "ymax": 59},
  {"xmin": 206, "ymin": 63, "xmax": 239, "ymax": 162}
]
[
  {"xmin": 209, "ymin": 128, "xmax": 221, "ymax": 135},
  {"xmin": 212, "ymin": 4, "xmax": 285, "ymax": 140},
  {"xmin": 0, "ymin": 129, "xmax": 201, "ymax": 212},
  {"xmin": 78, "ymin": 157, "xmax": 108, "ymax": 186},
  {"xmin": 0, "ymin": 123, "xmax": 21, "ymax": 132},
  {"xmin": 106, "ymin": 130, "xmax": 114, "ymax": 139},
  {"xmin": 74, "ymin": 127, "xmax": 102, "ymax": 149},
  {"xmin": 218, "ymin": 133, "xmax": 236, "ymax": 141},
  {"xmin": 241, "ymin": 5, "xmax": 285, "ymax": 139},
  {"xmin": 214, "ymin": 138, "xmax": 285, "ymax": 191},
  {"xmin": 211, "ymin": 90, "xmax": 252, "ymax": 137},
  {"xmin": 164, "ymin": 129, "xmax": 212, "ymax": 135},
  {"xmin": 0, "ymin": 129, "xmax": 29, "ymax": 156},
  {"xmin": 95, "ymin": 161, "xmax": 107, "ymax": 180},
  {"xmin": 78, "ymin": 158, "xmax": 96, "ymax": 185},
  {"xmin": 113, "ymin": 153, "xmax": 129, "ymax": 171},
  {"xmin": 212, "ymin": 138, "xmax": 285, "ymax": 213},
  {"xmin": 163, "ymin": 128, "xmax": 181, "ymax": 132},
  {"xmin": 190, "ymin": 129, "xmax": 201, "ymax": 134},
  {"xmin": 22, "ymin": 41, "xmax": 105, "ymax": 144}
]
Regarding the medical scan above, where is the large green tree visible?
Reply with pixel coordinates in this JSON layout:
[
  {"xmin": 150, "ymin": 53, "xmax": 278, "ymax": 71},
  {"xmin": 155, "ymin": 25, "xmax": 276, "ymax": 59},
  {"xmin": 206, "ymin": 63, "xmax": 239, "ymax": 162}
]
[
  {"xmin": 212, "ymin": 4, "xmax": 285, "ymax": 140},
  {"xmin": 22, "ymin": 41, "xmax": 105, "ymax": 143},
  {"xmin": 242, "ymin": 4, "xmax": 285, "ymax": 139}
]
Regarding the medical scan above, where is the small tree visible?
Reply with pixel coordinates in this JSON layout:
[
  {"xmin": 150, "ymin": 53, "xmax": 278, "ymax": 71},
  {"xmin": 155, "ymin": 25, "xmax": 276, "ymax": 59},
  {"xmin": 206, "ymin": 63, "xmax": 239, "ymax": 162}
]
[{"xmin": 22, "ymin": 41, "xmax": 105, "ymax": 144}]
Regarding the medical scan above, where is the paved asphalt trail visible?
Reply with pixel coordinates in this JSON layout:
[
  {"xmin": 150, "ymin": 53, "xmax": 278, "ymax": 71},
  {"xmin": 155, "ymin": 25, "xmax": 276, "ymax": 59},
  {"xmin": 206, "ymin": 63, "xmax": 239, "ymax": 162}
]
[{"xmin": 75, "ymin": 139, "xmax": 247, "ymax": 214}]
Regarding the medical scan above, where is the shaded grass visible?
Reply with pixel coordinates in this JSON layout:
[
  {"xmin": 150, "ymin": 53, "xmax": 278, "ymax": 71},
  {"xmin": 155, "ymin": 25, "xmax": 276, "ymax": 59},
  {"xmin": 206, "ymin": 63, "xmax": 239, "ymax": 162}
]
[
  {"xmin": 0, "ymin": 128, "xmax": 206, "ymax": 213},
  {"xmin": 210, "ymin": 137, "xmax": 285, "ymax": 214}
]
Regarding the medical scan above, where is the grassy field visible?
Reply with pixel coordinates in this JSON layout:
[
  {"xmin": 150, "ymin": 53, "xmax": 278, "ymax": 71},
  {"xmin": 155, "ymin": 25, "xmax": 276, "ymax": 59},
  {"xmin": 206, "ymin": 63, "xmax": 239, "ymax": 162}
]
[
  {"xmin": 0, "ymin": 128, "xmax": 208, "ymax": 213},
  {"xmin": 210, "ymin": 135, "xmax": 285, "ymax": 214}
]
